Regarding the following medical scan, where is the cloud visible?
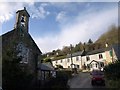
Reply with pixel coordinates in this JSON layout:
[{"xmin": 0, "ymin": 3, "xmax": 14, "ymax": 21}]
[
  {"xmin": 56, "ymin": 11, "xmax": 67, "ymax": 23},
  {"xmin": 34, "ymin": 36, "xmax": 59, "ymax": 53},
  {"xmin": 0, "ymin": 2, "xmax": 118, "ymax": 53},
  {"xmin": 1, "ymin": 0, "xmax": 119, "ymax": 2},
  {"xmin": 34, "ymin": 6, "xmax": 117, "ymax": 53},
  {"xmin": 0, "ymin": 2, "xmax": 50, "ymax": 25},
  {"xmin": 29, "ymin": 3, "xmax": 50, "ymax": 19},
  {"xmin": 59, "ymin": 7, "xmax": 117, "ymax": 45},
  {"xmin": 0, "ymin": 2, "xmax": 24, "ymax": 25}
]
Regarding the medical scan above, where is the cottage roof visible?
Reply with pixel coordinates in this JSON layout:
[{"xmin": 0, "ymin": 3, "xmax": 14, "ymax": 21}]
[
  {"xmin": 67, "ymin": 51, "xmax": 84, "ymax": 58},
  {"xmin": 52, "ymin": 44, "xmax": 120, "ymax": 61},
  {"xmin": 86, "ymin": 48, "xmax": 106, "ymax": 55},
  {"xmin": 40, "ymin": 62, "xmax": 55, "ymax": 71}
]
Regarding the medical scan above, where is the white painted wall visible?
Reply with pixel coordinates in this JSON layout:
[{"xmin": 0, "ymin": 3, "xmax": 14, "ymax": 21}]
[
  {"xmin": 52, "ymin": 56, "xmax": 82, "ymax": 69},
  {"xmin": 52, "ymin": 52, "xmax": 108, "ymax": 70}
]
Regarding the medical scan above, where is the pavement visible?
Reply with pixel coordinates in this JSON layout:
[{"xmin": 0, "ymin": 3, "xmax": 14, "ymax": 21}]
[{"xmin": 67, "ymin": 72, "xmax": 106, "ymax": 89}]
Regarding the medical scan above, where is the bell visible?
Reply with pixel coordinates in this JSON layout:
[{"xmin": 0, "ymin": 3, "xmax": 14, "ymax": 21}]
[{"xmin": 21, "ymin": 17, "xmax": 24, "ymax": 22}]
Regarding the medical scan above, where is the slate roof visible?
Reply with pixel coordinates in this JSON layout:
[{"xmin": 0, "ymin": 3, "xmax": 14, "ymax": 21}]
[
  {"xmin": 85, "ymin": 48, "xmax": 107, "ymax": 55},
  {"xmin": 85, "ymin": 44, "xmax": 120, "ymax": 60},
  {"xmin": 39, "ymin": 62, "xmax": 55, "ymax": 71},
  {"xmin": 67, "ymin": 50, "xmax": 84, "ymax": 58}
]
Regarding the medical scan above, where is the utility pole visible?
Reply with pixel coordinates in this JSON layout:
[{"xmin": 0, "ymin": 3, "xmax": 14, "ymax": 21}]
[{"xmin": 70, "ymin": 44, "xmax": 73, "ymax": 70}]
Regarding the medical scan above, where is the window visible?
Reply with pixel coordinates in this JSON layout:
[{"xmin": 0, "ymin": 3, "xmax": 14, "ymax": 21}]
[
  {"xmin": 56, "ymin": 61, "xmax": 57, "ymax": 64},
  {"xmin": 96, "ymin": 63, "xmax": 97, "ymax": 68},
  {"xmin": 99, "ymin": 54, "xmax": 103, "ymax": 59},
  {"xmin": 76, "ymin": 56, "xmax": 79, "ymax": 61},
  {"xmin": 100, "ymin": 62, "xmax": 104, "ymax": 67},
  {"xmin": 77, "ymin": 65, "xmax": 79, "ymax": 68},
  {"xmin": 67, "ymin": 58, "xmax": 70, "ymax": 62},
  {"xmin": 61, "ymin": 60, "xmax": 62, "ymax": 63},
  {"xmin": 86, "ymin": 56, "xmax": 90, "ymax": 61},
  {"xmin": 17, "ymin": 43, "xmax": 29, "ymax": 64}
]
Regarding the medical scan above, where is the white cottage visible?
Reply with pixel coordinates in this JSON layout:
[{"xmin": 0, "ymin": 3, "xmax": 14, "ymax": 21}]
[
  {"xmin": 81, "ymin": 48, "xmax": 106, "ymax": 71},
  {"xmin": 52, "ymin": 44, "xmax": 120, "ymax": 71},
  {"xmin": 52, "ymin": 51, "xmax": 84, "ymax": 69}
]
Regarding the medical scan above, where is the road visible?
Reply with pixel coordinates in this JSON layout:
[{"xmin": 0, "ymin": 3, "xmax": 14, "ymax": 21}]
[{"xmin": 67, "ymin": 72, "xmax": 106, "ymax": 89}]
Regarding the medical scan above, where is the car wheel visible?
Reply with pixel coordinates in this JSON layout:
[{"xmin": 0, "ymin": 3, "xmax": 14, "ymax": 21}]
[
  {"xmin": 91, "ymin": 81, "xmax": 95, "ymax": 86},
  {"xmin": 102, "ymin": 82, "xmax": 105, "ymax": 86}
]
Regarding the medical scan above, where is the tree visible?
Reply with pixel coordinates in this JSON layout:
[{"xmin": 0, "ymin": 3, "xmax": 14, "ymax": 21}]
[
  {"xmin": 72, "ymin": 44, "xmax": 81, "ymax": 53},
  {"xmin": 62, "ymin": 46, "xmax": 70, "ymax": 55},
  {"xmin": 87, "ymin": 39, "xmax": 94, "ymax": 51},
  {"xmin": 95, "ymin": 25, "xmax": 119, "ymax": 47},
  {"xmin": 104, "ymin": 60, "xmax": 120, "ymax": 79},
  {"xmin": 56, "ymin": 49, "xmax": 64, "ymax": 56},
  {"xmin": 79, "ymin": 42, "xmax": 84, "ymax": 51},
  {"xmin": 83, "ymin": 42, "xmax": 88, "ymax": 51},
  {"xmin": 43, "ymin": 58, "xmax": 52, "ymax": 64},
  {"xmin": 88, "ymin": 39, "xmax": 93, "ymax": 44}
]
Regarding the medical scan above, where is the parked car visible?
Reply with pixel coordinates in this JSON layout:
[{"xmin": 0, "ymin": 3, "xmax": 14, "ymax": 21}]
[{"xmin": 90, "ymin": 70, "xmax": 105, "ymax": 86}]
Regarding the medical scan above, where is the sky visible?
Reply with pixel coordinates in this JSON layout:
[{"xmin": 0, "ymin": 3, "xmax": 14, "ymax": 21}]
[{"xmin": 0, "ymin": 0, "xmax": 119, "ymax": 53}]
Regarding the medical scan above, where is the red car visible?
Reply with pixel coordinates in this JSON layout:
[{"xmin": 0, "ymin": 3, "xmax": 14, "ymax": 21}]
[{"xmin": 90, "ymin": 70, "xmax": 105, "ymax": 86}]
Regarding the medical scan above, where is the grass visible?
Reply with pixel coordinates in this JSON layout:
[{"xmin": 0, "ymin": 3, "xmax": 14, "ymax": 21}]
[{"xmin": 105, "ymin": 78, "xmax": 120, "ymax": 89}]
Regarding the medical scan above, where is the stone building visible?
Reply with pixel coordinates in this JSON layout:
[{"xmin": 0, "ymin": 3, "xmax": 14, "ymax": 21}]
[{"xmin": 2, "ymin": 7, "xmax": 42, "ymax": 82}]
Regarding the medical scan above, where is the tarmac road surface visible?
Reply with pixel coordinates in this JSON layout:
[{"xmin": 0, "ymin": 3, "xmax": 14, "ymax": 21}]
[{"xmin": 67, "ymin": 72, "xmax": 106, "ymax": 89}]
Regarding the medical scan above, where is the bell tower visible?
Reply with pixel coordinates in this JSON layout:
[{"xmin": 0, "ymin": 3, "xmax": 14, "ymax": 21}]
[{"xmin": 14, "ymin": 7, "xmax": 30, "ymax": 33}]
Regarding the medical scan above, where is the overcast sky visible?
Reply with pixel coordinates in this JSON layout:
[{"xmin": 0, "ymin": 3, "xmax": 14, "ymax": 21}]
[{"xmin": 0, "ymin": 0, "xmax": 118, "ymax": 53}]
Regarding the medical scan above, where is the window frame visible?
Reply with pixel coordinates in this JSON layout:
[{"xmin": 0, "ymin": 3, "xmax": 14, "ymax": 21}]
[
  {"xmin": 67, "ymin": 58, "xmax": 70, "ymax": 62},
  {"xmin": 76, "ymin": 56, "xmax": 79, "ymax": 61},
  {"xmin": 99, "ymin": 54, "xmax": 103, "ymax": 59},
  {"xmin": 86, "ymin": 56, "xmax": 90, "ymax": 61},
  {"xmin": 61, "ymin": 59, "xmax": 62, "ymax": 63}
]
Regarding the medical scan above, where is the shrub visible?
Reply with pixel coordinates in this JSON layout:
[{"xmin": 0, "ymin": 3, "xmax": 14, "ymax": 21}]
[
  {"xmin": 41, "ymin": 70, "xmax": 71, "ymax": 89},
  {"xmin": 104, "ymin": 60, "xmax": 120, "ymax": 79}
]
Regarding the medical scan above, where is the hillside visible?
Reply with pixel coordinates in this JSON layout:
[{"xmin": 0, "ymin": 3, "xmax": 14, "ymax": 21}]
[
  {"xmin": 95, "ymin": 25, "xmax": 119, "ymax": 47},
  {"xmin": 43, "ymin": 25, "xmax": 119, "ymax": 61}
]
